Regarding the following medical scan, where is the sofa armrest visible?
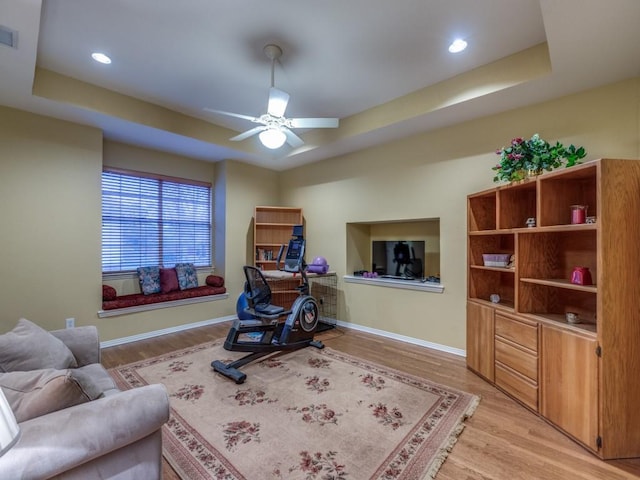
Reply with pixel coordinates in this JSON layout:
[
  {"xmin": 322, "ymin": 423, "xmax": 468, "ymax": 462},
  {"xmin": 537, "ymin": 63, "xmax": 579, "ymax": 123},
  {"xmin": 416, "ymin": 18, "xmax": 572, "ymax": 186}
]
[
  {"xmin": 0, "ymin": 383, "xmax": 169, "ymax": 480},
  {"xmin": 50, "ymin": 326, "xmax": 100, "ymax": 366}
]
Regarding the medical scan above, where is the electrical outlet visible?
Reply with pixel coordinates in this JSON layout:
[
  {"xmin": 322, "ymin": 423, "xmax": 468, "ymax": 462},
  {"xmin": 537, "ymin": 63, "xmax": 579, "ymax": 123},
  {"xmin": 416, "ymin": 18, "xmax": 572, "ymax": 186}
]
[{"xmin": 65, "ymin": 317, "xmax": 75, "ymax": 329}]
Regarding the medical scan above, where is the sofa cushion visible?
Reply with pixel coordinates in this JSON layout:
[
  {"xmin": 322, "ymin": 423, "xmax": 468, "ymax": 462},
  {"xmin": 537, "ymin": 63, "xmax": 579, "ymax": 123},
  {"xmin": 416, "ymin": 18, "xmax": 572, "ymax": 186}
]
[
  {"xmin": 136, "ymin": 266, "xmax": 161, "ymax": 295},
  {"xmin": 0, "ymin": 369, "xmax": 92, "ymax": 423},
  {"xmin": 175, "ymin": 262, "xmax": 198, "ymax": 290},
  {"xmin": 0, "ymin": 319, "xmax": 78, "ymax": 372},
  {"xmin": 72, "ymin": 364, "xmax": 117, "ymax": 399},
  {"xmin": 160, "ymin": 267, "xmax": 180, "ymax": 293},
  {"xmin": 205, "ymin": 274, "xmax": 225, "ymax": 287},
  {"xmin": 102, "ymin": 284, "xmax": 117, "ymax": 301}
]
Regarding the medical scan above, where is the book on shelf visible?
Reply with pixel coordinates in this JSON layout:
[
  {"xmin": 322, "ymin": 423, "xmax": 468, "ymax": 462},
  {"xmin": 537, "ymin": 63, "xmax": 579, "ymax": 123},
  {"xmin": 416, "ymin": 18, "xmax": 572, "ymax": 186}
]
[{"xmin": 255, "ymin": 248, "xmax": 274, "ymax": 261}]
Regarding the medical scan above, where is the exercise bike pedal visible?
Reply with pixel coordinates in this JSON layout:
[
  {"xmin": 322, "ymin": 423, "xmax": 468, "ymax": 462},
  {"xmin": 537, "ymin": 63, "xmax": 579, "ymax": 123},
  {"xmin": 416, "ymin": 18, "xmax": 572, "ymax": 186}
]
[
  {"xmin": 309, "ymin": 340, "xmax": 325, "ymax": 349},
  {"xmin": 211, "ymin": 360, "xmax": 247, "ymax": 384}
]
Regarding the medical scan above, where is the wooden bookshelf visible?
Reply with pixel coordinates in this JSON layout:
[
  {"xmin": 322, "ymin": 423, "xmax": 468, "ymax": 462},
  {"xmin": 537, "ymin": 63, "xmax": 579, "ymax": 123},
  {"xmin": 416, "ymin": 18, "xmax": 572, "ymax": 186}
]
[
  {"xmin": 253, "ymin": 206, "xmax": 303, "ymax": 270},
  {"xmin": 467, "ymin": 159, "xmax": 640, "ymax": 459}
]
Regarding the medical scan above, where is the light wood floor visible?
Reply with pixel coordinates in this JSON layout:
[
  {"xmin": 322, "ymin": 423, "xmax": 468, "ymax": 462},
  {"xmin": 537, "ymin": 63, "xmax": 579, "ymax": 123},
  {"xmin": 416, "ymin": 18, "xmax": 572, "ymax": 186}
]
[{"xmin": 101, "ymin": 323, "xmax": 640, "ymax": 480}]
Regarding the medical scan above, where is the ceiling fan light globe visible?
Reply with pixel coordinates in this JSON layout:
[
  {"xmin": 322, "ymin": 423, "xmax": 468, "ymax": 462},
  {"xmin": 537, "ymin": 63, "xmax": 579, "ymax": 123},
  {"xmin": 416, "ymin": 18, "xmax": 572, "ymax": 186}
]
[{"xmin": 259, "ymin": 128, "xmax": 287, "ymax": 149}]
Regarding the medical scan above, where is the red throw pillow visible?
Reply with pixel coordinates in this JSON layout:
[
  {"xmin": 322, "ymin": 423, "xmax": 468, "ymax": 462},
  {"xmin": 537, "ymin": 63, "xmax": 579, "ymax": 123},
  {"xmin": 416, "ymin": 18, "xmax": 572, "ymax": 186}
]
[
  {"xmin": 160, "ymin": 268, "xmax": 180, "ymax": 293},
  {"xmin": 205, "ymin": 275, "xmax": 224, "ymax": 287},
  {"xmin": 102, "ymin": 285, "xmax": 117, "ymax": 301}
]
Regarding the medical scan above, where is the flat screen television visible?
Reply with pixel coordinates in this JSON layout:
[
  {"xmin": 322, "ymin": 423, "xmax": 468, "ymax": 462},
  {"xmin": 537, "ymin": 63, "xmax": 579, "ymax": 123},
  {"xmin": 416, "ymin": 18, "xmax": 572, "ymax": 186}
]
[{"xmin": 371, "ymin": 240, "xmax": 425, "ymax": 279}]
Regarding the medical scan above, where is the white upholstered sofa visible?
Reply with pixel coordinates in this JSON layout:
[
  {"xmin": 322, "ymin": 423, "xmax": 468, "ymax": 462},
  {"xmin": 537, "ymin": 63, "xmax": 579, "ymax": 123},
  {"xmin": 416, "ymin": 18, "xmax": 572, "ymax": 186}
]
[{"xmin": 0, "ymin": 319, "xmax": 170, "ymax": 479}]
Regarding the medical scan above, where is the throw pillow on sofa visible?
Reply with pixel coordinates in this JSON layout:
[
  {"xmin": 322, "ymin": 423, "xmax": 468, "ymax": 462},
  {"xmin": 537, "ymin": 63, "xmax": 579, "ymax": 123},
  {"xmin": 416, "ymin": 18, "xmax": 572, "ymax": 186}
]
[
  {"xmin": 0, "ymin": 318, "xmax": 78, "ymax": 372},
  {"xmin": 136, "ymin": 266, "xmax": 161, "ymax": 295},
  {"xmin": 175, "ymin": 263, "xmax": 198, "ymax": 290},
  {"xmin": 160, "ymin": 267, "xmax": 180, "ymax": 293},
  {"xmin": 0, "ymin": 369, "xmax": 92, "ymax": 423}
]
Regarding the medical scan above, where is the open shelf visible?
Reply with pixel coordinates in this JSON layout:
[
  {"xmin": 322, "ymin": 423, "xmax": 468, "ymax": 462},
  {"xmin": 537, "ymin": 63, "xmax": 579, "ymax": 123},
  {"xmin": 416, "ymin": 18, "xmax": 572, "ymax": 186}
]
[
  {"xmin": 468, "ymin": 191, "xmax": 497, "ymax": 232},
  {"xmin": 498, "ymin": 181, "xmax": 536, "ymax": 229},
  {"xmin": 468, "ymin": 233, "xmax": 514, "ymax": 268},
  {"xmin": 520, "ymin": 277, "xmax": 597, "ymax": 293},
  {"xmin": 468, "ymin": 268, "xmax": 515, "ymax": 306},
  {"xmin": 253, "ymin": 207, "xmax": 303, "ymax": 270},
  {"xmin": 468, "ymin": 297, "xmax": 515, "ymax": 311},
  {"xmin": 471, "ymin": 265, "xmax": 515, "ymax": 273},
  {"xmin": 522, "ymin": 312, "xmax": 597, "ymax": 336},
  {"xmin": 538, "ymin": 163, "xmax": 597, "ymax": 227}
]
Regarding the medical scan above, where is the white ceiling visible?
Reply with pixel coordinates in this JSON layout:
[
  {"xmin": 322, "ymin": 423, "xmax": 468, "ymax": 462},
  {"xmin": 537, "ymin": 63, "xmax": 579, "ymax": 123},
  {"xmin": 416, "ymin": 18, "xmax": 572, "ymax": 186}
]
[{"xmin": 1, "ymin": 0, "xmax": 639, "ymax": 170}]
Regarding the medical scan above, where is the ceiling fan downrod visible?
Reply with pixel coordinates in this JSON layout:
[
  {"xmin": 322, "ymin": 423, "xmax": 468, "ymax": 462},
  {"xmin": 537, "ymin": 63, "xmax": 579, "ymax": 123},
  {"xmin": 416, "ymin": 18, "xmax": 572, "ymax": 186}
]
[{"xmin": 263, "ymin": 44, "xmax": 283, "ymax": 88}]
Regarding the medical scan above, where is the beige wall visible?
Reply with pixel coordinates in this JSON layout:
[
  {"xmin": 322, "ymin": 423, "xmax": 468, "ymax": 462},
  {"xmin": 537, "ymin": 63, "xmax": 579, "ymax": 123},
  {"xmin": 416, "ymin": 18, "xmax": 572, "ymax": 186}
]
[
  {"xmin": 215, "ymin": 159, "xmax": 281, "ymax": 302},
  {"xmin": 0, "ymin": 107, "xmax": 103, "ymax": 333},
  {"xmin": 280, "ymin": 77, "xmax": 640, "ymax": 350},
  {"xmin": 1, "ymin": 77, "xmax": 638, "ymax": 349}
]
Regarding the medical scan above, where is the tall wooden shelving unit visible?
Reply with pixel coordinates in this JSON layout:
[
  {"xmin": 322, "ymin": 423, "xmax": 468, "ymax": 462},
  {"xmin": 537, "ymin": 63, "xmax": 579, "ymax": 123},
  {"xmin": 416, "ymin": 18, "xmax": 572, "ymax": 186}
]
[
  {"xmin": 467, "ymin": 158, "xmax": 640, "ymax": 459},
  {"xmin": 253, "ymin": 206, "xmax": 303, "ymax": 271}
]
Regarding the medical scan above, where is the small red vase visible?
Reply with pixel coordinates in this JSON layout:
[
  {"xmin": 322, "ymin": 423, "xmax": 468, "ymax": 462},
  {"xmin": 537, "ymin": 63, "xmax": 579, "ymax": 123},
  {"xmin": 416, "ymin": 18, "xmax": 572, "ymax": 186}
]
[{"xmin": 570, "ymin": 266, "xmax": 592, "ymax": 285}]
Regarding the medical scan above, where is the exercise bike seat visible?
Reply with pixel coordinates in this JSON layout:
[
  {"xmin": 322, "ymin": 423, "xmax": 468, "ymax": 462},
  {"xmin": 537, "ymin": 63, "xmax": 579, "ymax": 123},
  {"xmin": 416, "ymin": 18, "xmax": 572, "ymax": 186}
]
[{"xmin": 254, "ymin": 303, "xmax": 285, "ymax": 316}]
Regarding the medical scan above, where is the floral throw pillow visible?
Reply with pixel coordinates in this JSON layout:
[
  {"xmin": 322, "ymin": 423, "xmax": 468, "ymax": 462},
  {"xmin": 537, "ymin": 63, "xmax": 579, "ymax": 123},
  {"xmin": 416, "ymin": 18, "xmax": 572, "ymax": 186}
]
[
  {"xmin": 175, "ymin": 263, "xmax": 198, "ymax": 290},
  {"xmin": 136, "ymin": 266, "xmax": 161, "ymax": 295}
]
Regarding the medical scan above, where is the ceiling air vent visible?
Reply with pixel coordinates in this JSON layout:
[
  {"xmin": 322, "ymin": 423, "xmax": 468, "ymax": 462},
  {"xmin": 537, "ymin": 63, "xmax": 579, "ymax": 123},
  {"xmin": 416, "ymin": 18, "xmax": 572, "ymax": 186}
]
[{"xmin": 0, "ymin": 25, "xmax": 17, "ymax": 48}]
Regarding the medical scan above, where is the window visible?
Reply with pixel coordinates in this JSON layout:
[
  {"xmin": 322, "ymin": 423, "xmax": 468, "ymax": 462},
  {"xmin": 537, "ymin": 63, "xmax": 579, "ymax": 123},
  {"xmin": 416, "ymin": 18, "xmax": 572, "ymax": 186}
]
[{"xmin": 102, "ymin": 168, "xmax": 212, "ymax": 273}]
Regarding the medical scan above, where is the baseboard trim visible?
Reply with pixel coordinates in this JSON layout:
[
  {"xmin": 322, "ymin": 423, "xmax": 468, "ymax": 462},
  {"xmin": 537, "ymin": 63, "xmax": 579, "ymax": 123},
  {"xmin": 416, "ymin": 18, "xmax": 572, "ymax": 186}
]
[
  {"xmin": 100, "ymin": 315, "xmax": 236, "ymax": 348},
  {"xmin": 333, "ymin": 320, "xmax": 466, "ymax": 358},
  {"xmin": 100, "ymin": 315, "xmax": 466, "ymax": 358}
]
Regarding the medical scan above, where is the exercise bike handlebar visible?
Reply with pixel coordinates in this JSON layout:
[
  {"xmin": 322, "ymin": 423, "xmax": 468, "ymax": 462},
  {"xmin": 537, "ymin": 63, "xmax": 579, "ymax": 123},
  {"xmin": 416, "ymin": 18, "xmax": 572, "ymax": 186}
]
[
  {"xmin": 276, "ymin": 244, "xmax": 285, "ymax": 271},
  {"xmin": 275, "ymin": 242, "xmax": 310, "ymax": 294}
]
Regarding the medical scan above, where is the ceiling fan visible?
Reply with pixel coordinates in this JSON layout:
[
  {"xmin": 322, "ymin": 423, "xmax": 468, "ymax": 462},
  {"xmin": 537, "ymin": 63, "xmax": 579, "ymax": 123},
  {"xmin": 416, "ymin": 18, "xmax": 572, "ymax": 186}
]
[{"xmin": 204, "ymin": 44, "xmax": 339, "ymax": 150}]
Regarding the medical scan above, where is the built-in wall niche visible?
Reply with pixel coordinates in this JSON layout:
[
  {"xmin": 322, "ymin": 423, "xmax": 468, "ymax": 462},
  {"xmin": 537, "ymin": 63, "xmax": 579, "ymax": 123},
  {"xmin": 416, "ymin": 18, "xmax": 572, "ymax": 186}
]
[{"xmin": 345, "ymin": 218, "xmax": 442, "ymax": 292}]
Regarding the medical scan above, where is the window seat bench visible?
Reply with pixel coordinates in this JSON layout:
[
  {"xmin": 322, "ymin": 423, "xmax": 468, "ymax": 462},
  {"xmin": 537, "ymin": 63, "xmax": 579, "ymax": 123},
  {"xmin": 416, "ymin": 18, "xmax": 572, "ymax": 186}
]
[{"xmin": 99, "ymin": 285, "xmax": 227, "ymax": 318}]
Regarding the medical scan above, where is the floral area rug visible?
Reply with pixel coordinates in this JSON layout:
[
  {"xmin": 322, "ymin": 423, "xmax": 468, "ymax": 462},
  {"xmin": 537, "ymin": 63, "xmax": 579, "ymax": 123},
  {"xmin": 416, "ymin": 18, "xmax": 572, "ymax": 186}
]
[{"xmin": 109, "ymin": 341, "xmax": 479, "ymax": 479}]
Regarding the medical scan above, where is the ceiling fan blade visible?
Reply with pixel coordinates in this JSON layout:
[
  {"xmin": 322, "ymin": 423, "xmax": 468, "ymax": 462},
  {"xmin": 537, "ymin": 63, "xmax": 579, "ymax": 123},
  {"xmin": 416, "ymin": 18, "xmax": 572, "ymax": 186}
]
[
  {"xmin": 230, "ymin": 126, "xmax": 267, "ymax": 142},
  {"xmin": 267, "ymin": 88, "xmax": 290, "ymax": 118},
  {"xmin": 203, "ymin": 108, "xmax": 258, "ymax": 123},
  {"xmin": 289, "ymin": 117, "xmax": 339, "ymax": 129},
  {"xmin": 283, "ymin": 128, "xmax": 305, "ymax": 149}
]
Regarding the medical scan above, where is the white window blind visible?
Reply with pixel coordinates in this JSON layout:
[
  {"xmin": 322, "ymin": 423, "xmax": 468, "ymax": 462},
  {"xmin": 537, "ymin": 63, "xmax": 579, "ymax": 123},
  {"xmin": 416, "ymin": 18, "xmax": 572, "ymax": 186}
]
[{"xmin": 102, "ymin": 169, "xmax": 212, "ymax": 273}]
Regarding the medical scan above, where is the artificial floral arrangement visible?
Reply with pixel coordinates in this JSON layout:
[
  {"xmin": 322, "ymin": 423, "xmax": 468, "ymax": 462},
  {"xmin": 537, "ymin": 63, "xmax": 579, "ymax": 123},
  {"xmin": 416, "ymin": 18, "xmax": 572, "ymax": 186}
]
[{"xmin": 492, "ymin": 134, "xmax": 586, "ymax": 183}]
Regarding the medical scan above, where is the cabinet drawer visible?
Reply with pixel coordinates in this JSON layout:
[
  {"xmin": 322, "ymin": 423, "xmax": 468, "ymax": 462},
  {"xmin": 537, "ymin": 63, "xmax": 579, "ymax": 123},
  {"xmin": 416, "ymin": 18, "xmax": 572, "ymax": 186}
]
[
  {"xmin": 495, "ymin": 314, "xmax": 537, "ymax": 352},
  {"xmin": 495, "ymin": 363, "xmax": 538, "ymax": 411},
  {"xmin": 495, "ymin": 338, "xmax": 538, "ymax": 381}
]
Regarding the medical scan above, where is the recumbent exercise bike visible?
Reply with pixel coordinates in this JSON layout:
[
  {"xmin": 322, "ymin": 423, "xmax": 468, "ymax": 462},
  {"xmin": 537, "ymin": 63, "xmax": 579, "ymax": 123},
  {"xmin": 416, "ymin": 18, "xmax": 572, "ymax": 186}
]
[{"xmin": 211, "ymin": 225, "xmax": 324, "ymax": 383}]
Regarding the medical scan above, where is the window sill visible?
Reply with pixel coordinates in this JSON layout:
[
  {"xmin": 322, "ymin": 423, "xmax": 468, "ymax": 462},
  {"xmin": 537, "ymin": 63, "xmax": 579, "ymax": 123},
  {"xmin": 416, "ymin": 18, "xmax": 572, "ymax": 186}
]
[
  {"xmin": 102, "ymin": 266, "xmax": 214, "ymax": 280},
  {"xmin": 98, "ymin": 293, "xmax": 229, "ymax": 318},
  {"xmin": 343, "ymin": 275, "xmax": 444, "ymax": 293}
]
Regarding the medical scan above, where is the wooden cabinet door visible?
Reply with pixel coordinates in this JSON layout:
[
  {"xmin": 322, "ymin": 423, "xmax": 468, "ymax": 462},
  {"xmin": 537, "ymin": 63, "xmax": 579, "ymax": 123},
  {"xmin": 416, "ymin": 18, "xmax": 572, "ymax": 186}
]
[
  {"xmin": 540, "ymin": 325, "xmax": 599, "ymax": 451},
  {"xmin": 466, "ymin": 301, "xmax": 494, "ymax": 381}
]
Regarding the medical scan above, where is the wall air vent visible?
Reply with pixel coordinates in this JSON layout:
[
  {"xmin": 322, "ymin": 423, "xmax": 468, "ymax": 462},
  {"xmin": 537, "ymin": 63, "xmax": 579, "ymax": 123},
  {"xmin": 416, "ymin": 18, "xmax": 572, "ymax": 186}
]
[{"xmin": 0, "ymin": 25, "xmax": 17, "ymax": 48}]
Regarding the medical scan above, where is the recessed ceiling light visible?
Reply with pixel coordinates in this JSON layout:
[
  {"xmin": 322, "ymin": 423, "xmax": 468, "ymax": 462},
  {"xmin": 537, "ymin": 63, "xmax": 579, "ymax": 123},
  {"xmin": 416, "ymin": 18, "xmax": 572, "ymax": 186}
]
[
  {"xmin": 448, "ymin": 39, "xmax": 467, "ymax": 53},
  {"xmin": 91, "ymin": 52, "xmax": 112, "ymax": 64}
]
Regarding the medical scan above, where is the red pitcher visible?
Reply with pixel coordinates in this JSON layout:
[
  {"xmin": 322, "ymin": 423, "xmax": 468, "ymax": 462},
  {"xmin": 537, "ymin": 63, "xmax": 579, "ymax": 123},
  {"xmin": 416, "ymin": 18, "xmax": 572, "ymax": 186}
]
[{"xmin": 570, "ymin": 266, "xmax": 593, "ymax": 285}]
